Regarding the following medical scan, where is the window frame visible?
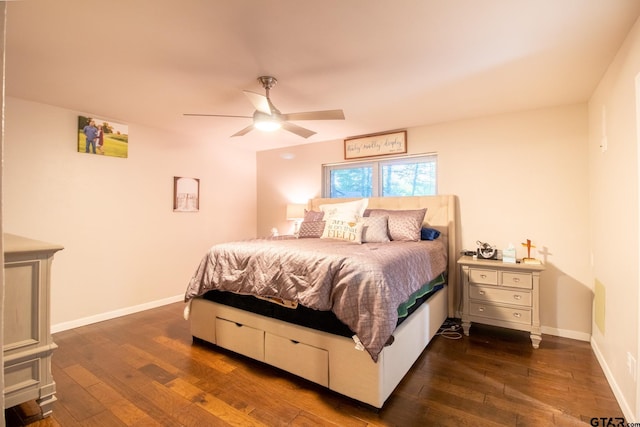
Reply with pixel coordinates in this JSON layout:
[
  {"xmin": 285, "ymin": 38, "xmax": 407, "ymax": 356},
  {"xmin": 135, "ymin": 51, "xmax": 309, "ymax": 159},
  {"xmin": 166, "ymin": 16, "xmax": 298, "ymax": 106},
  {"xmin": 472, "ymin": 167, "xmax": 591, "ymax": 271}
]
[{"xmin": 322, "ymin": 153, "xmax": 438, "ymax": 198}]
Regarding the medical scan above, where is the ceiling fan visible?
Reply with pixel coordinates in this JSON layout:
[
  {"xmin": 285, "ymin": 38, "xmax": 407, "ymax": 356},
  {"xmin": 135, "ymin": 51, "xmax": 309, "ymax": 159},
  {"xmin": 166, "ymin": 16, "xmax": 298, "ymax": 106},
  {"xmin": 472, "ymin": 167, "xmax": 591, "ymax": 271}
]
[{"xmin": 184, "ymin": 76, "xmax": 345, "ymax": 138}]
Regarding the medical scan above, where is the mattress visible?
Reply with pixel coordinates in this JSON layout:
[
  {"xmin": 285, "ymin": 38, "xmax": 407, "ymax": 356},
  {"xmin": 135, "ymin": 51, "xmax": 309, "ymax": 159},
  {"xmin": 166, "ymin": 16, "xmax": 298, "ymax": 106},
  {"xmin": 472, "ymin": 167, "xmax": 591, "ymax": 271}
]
[{"xmin": 202, "ymin": 273, "xmax": 446, "ymax": 339}]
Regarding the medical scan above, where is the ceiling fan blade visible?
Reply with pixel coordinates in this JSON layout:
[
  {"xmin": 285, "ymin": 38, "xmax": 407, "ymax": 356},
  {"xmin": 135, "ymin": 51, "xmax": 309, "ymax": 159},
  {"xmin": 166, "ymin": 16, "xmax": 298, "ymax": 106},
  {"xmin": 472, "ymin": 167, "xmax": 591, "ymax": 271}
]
[
  {"xmin": 243, "ymin": 90, "xmax": 272, "ymax": 115},
  {"xmin": 184, "ymin": 113, "xmax": 252, "ymax": 118},
  {"xmin": 231, "ymin": 125, "xmax": 254, "ymax": 137},
  {"xmin": 281, "ymin": 122, "xmax": 316, "ymax": 138},
  {"xmin": 281, "ymin": 109, "xmax": 345, "ymax": 121}
]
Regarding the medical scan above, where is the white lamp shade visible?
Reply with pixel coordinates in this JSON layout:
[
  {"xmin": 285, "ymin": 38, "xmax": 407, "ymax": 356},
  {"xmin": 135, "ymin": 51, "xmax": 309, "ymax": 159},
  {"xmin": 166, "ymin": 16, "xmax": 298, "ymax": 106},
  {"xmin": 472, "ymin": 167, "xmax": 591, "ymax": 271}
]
[{"xmin": 286, "ymin": 203, "xmax": 306, "ymax": 220}]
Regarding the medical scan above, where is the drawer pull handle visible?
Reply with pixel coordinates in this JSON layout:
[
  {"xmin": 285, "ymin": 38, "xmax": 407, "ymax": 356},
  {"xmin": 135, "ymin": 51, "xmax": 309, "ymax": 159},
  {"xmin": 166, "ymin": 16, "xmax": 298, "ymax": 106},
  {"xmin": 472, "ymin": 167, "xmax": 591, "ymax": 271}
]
[
  {"xmin": 513, "ymin": 295, "xmax": 522, "ymax": 300},
  {"xmin": 512, "ymin": 278, "xmax": 520, "ymax": 283},
  {"xmin": 480, "ymin": 274, "xmax": 487, "ymax": 279},
  {"xmin": 513, "ymin": 312, "xmax": 521, "ymax": 318},
  {"xmin": 478, "ymin": 306, "xmax": 485, "ymax": 312},
  {"xmin": 479, "ymin": 290, "xmax": 485, "ymax": 295}
]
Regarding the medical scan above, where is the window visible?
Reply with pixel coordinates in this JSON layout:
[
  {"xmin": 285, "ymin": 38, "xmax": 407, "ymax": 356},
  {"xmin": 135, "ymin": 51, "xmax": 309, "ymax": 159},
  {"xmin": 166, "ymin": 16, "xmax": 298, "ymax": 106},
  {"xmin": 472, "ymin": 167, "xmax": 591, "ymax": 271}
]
[{"xmin": 323, "ymin": 154, "xmax": 437, "ymax": 198}]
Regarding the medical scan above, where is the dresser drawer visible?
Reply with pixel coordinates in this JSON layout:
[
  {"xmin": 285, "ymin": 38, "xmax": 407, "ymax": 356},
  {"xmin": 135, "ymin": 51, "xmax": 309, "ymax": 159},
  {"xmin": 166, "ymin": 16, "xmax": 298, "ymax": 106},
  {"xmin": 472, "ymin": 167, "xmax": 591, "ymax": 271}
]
[
  {"xmin": 469, "ymin": 268, "xmax": 498, "ymax": 285},
  {"xmin": 500, "ymin": 271, "xmax": 532, "ymax": 289},
  {"xmin": 5, "ymin": 357, "xmax": 40, "ymax": 395},
  {"xmin": 216, "ymin": 317, "xmax": 264, "ymax": 361},
  {"xmin": 469, "ymin": 302, "xmax": 532, "ymax": 325},
  {"xmin": 265, "ymin": 333, "xmax": 328, "ymax": 387},
  {"xmin": 469, "ymin": 285, "xmax": 532, "ymax": 307}
]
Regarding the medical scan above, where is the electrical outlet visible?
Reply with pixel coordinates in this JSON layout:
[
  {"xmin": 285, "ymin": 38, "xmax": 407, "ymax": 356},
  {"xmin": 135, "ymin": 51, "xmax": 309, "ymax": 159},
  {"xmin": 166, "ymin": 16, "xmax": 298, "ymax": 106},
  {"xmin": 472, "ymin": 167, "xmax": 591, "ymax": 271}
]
[{"xmin": 627, "ymin": 352, "xmax": 636, "ymax": 381}]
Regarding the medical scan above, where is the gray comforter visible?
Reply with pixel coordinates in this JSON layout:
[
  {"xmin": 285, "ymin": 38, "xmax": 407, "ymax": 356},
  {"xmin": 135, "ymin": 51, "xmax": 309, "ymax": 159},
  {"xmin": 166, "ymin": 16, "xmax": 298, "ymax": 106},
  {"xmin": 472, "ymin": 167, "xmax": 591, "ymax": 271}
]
[{"xmin": 185, "ymin": 237, "xmax": 447, "ymax": 361}]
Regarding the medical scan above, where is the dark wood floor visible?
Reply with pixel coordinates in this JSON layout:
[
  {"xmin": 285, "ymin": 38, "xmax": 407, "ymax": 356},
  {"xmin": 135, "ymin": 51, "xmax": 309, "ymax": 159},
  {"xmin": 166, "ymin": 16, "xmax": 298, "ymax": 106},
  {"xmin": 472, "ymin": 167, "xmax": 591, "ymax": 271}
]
[{"xmin": 6, "ymin": 302, "xmax": 624, "ymax": 426}]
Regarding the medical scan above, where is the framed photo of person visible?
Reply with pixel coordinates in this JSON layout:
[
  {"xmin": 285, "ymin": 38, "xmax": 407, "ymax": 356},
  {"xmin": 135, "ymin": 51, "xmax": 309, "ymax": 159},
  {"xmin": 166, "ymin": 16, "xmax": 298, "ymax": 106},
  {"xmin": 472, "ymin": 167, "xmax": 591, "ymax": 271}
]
[{"xmin": 78, "ymin": 115, "xmax": 129, "ymax": 158}]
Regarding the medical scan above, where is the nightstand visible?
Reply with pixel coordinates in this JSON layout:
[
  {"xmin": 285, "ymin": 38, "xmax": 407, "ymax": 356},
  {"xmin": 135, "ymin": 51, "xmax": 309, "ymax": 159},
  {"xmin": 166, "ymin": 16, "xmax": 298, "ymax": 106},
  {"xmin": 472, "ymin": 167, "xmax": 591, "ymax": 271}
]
[{"xmin": 458, "ymin": 256, "xmax": 545, "ymax": 348}]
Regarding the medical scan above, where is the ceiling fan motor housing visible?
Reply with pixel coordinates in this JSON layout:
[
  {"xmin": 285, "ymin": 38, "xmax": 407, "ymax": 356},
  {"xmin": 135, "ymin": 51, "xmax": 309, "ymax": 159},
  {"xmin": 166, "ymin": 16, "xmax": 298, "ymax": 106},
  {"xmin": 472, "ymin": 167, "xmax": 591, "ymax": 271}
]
[{"xmin": 258, "ymin": 76, "xmax": 277, "ymax": 91}]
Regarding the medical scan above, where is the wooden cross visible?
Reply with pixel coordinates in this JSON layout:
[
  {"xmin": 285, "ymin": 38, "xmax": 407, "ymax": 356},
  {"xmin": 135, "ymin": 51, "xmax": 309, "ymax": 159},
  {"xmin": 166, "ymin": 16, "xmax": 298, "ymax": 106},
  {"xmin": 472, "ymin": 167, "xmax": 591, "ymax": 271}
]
[{"xmin": 521, "ymin": 239, "xmax": 536, "ymax": 259}]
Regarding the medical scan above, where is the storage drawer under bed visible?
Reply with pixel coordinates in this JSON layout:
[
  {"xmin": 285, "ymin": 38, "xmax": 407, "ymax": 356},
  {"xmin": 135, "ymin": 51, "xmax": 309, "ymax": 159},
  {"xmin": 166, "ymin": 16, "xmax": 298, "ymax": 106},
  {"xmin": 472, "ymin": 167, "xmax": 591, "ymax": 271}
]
[
  {"xmin": 265, "ymin": 333, "xmax": 329, "ymax": 386},
  {"xmin": 215, "ymin": 316, "xmax": 330, "ymax": 387},
  {"xmin": 215, "ymin": 317, "xmax": 265, "ymax": 361}
]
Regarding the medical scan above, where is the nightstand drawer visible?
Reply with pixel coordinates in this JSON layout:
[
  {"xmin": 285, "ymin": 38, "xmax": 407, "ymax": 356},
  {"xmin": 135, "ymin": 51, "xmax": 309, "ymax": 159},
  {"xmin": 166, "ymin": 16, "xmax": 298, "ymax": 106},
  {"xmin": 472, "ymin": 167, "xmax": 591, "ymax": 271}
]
[
  {"xmin": 470, "ymin": 302, "xmax": 532, "ymax": 325},
  {"xmin": 469, "ymin": 285, "xmax": 532, "ymax": 307},
  {"xmin": 469, "ymin": 268, "xmax": 498, "ymax": 285},
  {"xmin": 500, "ymin": 271, "xmax": 532, "ymax": 289}
]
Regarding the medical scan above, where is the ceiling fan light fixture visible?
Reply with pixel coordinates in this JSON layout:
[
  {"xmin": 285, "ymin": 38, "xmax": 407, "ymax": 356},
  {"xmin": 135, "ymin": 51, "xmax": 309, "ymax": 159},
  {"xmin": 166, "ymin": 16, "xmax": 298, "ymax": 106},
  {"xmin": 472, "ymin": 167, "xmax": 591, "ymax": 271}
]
[
  {"xmin": 254, "ymin": 117, "xmax": 281, "ymax": 132},
  {"xmin": 253, "ymin": 110, "xmax": 282, "ymax": 132}
]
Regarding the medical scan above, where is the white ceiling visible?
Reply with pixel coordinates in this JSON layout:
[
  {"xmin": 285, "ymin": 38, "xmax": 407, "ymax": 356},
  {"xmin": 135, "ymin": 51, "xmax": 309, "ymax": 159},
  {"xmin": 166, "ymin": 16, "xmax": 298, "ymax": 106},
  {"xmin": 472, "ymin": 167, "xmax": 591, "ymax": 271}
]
[{"xmin": 6, "ymin": 1, "xmax": 640, "ymax": 152}]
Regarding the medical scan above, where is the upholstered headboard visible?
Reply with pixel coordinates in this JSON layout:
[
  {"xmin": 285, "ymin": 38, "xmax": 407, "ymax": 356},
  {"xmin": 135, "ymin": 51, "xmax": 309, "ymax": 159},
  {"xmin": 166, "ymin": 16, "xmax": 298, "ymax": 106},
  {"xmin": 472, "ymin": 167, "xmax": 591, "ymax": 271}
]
[{"xmin": 309, "ymin": 195, "xmax": 460, "ymax": 318}]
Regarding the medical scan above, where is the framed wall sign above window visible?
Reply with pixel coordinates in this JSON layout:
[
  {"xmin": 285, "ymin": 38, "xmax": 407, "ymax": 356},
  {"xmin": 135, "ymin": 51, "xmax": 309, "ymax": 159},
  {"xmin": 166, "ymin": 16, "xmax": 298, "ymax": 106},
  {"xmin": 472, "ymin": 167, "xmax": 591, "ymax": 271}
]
[{"xmin": 344, "ymin": 130, "xmax": 407, "ymax": 160}]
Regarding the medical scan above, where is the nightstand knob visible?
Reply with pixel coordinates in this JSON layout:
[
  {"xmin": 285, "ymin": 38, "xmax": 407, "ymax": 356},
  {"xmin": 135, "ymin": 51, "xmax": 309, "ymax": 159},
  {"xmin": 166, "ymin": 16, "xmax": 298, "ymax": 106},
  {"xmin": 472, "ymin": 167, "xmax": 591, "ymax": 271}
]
[
  {"xmin": 512, "ymin": 277, "xmax": 520, "ymax": 283},
  {"xmin": 479, "ymin": 290, "xmax": 485, "ymax": 295},
  {"xmin": 513, "ymin": 294, "xmax": 522, "ymax": 300},
  {"xmin": 480, "ymin": 274, "xmax": 487, "ymax": 279},
  {"xmin": 513, "ymin": 312, "xmax": 521, "ymax": 318},
  {"xmin": 478, "ymin": 306, "xmax": 485, "ymax": 312}
]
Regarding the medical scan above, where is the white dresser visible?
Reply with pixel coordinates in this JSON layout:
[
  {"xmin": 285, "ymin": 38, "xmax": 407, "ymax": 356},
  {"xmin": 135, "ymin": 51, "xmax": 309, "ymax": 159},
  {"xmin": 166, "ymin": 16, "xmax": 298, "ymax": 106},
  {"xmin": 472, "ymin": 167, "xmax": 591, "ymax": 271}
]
[
  {"xmin": 458, "ymin": 256, "xmax": 544, "ymax": 348},
  {"xmin": 4, "ymin": 233, "xmax": 63, "ymax": 416}
]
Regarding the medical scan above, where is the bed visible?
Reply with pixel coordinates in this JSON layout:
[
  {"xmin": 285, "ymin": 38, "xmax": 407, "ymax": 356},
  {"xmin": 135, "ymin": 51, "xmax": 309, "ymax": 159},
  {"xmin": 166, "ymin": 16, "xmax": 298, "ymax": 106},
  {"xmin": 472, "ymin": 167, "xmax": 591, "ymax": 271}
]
[{"xmin": 185, "ymin": 195, "xmax": 459, "ymax": 408}]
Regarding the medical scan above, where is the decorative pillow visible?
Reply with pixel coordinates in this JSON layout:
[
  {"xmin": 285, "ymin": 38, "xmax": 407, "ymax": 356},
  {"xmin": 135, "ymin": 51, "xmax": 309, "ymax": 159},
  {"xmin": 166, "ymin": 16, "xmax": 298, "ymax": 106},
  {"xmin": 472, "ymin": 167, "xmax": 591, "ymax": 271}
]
[
  {"xmin": 361, "ymin": 216, "xmax": 390, "ymax": 243},
  {"xmin": 420, "ymin": 227, "xmax": 441, "ymax": 241},
  {"xmin": 319, "ymin": 198, "xmax": 369, "ymax": 222},
  {"xmin": 298, "ymin": 221, "xmax": 326, "ymax": 238},
  {"xmin": 369, "ymin": 208, "xmax": 427, "ymax": 241},
  {"xmin": 303, "ymin": 209, "xmax": 324, "ymax": 222},
  {"xmin": 321, "ymin": 218, "xmax": 364, "ymax": 243}
]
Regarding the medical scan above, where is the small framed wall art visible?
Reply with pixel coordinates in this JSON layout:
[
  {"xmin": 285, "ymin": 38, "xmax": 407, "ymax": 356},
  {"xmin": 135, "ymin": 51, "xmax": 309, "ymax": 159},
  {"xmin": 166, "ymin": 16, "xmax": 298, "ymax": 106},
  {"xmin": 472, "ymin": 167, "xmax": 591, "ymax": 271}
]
[
  {"xmin": 78, "ymin": 115, "xmax": 129, "ymax": 158},
  {"xmin": 173, "ymin": 177, "xmax": 200, "ymax": 212},
  {"xmin": 344, "ymin": 130, "xmax": 407, "ymax": 160}
]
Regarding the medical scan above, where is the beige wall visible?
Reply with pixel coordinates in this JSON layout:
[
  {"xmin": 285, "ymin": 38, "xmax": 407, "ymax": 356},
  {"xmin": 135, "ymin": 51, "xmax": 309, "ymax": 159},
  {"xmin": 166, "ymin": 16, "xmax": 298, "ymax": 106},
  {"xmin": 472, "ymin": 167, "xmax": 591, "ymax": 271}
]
[
  {"xmin": 4, "ymin": 97, "xmax": 257, "ymax": 329},
  {"xmin": 258, "ymin": 104, "xmax": 591, "ymax": 341},
  {"xmin": 589, "ymin": 16, "xmax": 640, "ymax": 420}
]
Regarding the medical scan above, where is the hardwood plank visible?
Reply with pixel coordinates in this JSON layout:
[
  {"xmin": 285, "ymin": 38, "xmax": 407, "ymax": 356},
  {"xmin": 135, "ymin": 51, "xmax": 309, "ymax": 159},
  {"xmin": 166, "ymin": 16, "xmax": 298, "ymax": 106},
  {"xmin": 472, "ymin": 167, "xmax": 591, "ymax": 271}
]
[
  {"xmin": 195, "ymin": 393, "xmax": 268, "ymax": 426},
  {"xmin": 52, "ymin": 365, "xmax": 108, "ymax": 422},
  {"xmin": 63, "ymin": 364, "xmax": 102, "ymax": 389},
  {"xmin": 107, "ymin": 400, "xmax": 151, "ymax": 426}
]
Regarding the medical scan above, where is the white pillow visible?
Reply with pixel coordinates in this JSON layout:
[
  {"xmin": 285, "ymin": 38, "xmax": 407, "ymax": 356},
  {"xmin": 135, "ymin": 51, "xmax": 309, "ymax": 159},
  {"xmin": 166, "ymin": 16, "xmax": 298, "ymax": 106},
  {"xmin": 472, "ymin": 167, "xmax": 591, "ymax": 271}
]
[
  {"xmin": 319, "ymin": 198, "xmax": 369, "ymax": 222},
  {"xmin": 321, "ymin": 218, "xmax": 364, "ymax": 243}
]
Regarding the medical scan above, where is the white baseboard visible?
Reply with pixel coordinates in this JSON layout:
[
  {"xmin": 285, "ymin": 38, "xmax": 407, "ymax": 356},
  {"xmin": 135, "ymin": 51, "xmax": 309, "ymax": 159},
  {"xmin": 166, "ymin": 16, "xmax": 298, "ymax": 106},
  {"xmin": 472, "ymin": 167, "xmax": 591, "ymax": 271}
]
[
  {"xmin": 591, "ymin": 338, "xmax": 635, "ymax": 422},
  {"xmin": 541, "ymin": 325, "xmax": 591, "ymax": 342},
  {"xmin": 51, "ymin": 294, "xmax": 184, "ymax": 334}
]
